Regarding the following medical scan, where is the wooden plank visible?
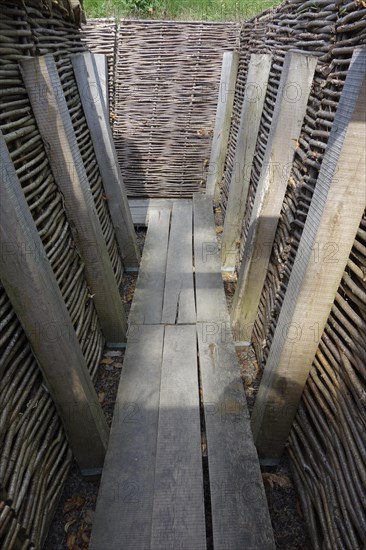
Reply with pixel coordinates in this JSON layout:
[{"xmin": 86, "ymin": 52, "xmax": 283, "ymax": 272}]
[
  {"xmin": 128, "ymin": 208, "xmax": 171, "ymax": 325},
  {"xmin": 92, "ymin": 53, "xmax": 109, "ymax": 111},
  {"xmin": 221, "ymin": 54, "xmax": 272, "ymax": 271},
  {"xmin": 20, "ymin": 54, "xmax": 127, "ymax": 343},
  {"xmin": 231, "ymin": 51, "xmax": 318, "ymax": 331},
  {"xmin": 90, "ymin": 325, "xmax": 165, "ymax": 550},
  {"xmin": 162, "ymin": 200, "xmax": 196, "ymax": 324},
  {"xmin": 193, "ymin": 194, "xmax": 229, "ymax": 322},
  {"xmin": 151, "ymin": 325, "xmax": 206, "ymax": 549},
  {"xmin": 206, "ymin": 51, "xmax": 239, "ymax": 201},
  {"xmin": 128, "ymin": 198, "xmax": 174, "ymax": 226},
  {"xmin": 252, "ymin": 49, "xmax": 366, "ymax": 463},
  {"xmin": 197, "ymin": 323, "xmax": 275, "ymax": 549},
  {"xmin": 0, "ymin": 131, "xmax": 109, "ymax": 474},
  {"xmin": 72, "ymin": 52, "xmax": 140, "ymax": 269}
]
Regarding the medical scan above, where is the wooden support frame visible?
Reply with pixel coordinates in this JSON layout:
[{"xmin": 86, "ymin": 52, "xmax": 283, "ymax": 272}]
[
  {"xmin": 231, "ymin": 51, "xmax": 318, "ymax": 331},
  {"xmin": 251, "ymin": 48, "xmax": 366, "ymax": 463},
  {"xmin": 206, "ymin": 50, "xmax": 239, "ymax": 202},
  {"xmin": 92, "ymin": 53, "xmax": 109, "ymax": 110},
  {"xmin": 0, "ymin": 132, "xmax": 109, "ymax": 474},
  {"xmin": 221, "ymin": 54, "xmax": 272, "ymax": 271},
  {"xmin": 20, "ymin": 54, "xmax": 127, "ymax": 343},
  {"xmin": 72, "ymin": 51, "xmax": 140, "ymax": 270}
]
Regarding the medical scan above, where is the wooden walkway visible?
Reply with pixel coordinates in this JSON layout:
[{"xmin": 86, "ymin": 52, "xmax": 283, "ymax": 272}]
[{"xmin": 90, "ymin": 195, "xmax": 275, "ymax": 550}]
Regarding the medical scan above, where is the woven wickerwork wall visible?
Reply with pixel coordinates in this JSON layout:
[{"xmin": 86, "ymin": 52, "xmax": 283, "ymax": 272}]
[
  {"xmin": 288, "ymin": 210, "xmax": 366, "ymax": 548},
  {"xmin": 80, "ymin": 18, "xmax": 117, "ymax": 117},
  {"xmin": 0, "ymin": 1, "xmax": 115, "ymax": 547},
  {"xmin": 221, "ymin": 1, "xmax": 366, "ymax": 547},
  {"xmin": 0, "ymin": 282, "xmax": 72, "ymax": 549},
  {"xmin": 113, "ymin": 19, "xmax": 240, "ymax": 197}
]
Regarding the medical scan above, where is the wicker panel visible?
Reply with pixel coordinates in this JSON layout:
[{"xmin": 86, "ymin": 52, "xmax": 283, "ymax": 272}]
[
  {"xmin": 114, "ymin": 19, "xmax": 240, "ymax": 197},
  {"xmin": 288, "ymin": 209, "xmax": 366, "ymax": 549},
  {"xmin": 221, "ymin": 1, "xmax": 366, "ymax": 546},
  {"xmin": 0, "ymin": 283, "xmax": 72, "ymax": 549},
  {"xmin": 0, "ymin": 2, "xmax": 106, "ymax": 547}
]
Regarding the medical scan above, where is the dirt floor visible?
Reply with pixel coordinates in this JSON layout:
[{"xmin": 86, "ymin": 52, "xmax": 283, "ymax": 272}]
[{"xmin": 44, "ymin": 224, "xmax": 310, "ymax": 550}]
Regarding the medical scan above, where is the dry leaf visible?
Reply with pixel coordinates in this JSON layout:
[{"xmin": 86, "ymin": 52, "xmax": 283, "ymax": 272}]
[
  {"xmin": 114, "ymin": 362, "xmax": 123, "ymax": 369},
  {"xmin": 63, "ymin": 495, "xmax": 85, "ymax": 513},
  {"xmin": 83, "ymin": 509, "xmax": 95, "ymax": 525},
  {"xmin": 81, "ymin": 532, "xmax": 90, "ymax": 543},
  {"xmin": 100, "ymin": 357, "xmax": 113, "ymax": 365},
  {"xmin": 66, "ymin": 534, "xmax": 76, "ymax": 550},
  {"xmin": 262, "ymin": 473, "xmax": 293, "ymax": 489},
  {"xmin": 98, "ymin": 392, "xmax": 106, "ymax": 404},
  {"xmin": 64, "ymin": 519, "xmax": 76, "ymax": 533}
]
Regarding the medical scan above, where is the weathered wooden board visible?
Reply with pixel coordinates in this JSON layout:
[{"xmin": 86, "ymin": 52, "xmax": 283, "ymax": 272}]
[
  {"xmin": 20, "ymin": 54, "xmax": 127, "ymax": 343},
  {"xmin": 206, "ymin": 50, "xmax": 239, "ymax": 201},
  {"xmin": 128, "ymin": 208, "xmax": 171, "ymax": 324},
  {"xmin": 72, "ymin": 51, "xmax": 140, "ymax": 269},
  {"xmin": 90, "ymin": 325, "xmax": 165, "ymax": 550},
  {"xmin": 129, "ymin": 198, "xmax": 174, "ymax": 226},
  {"xmin": 193, "ymin": 194, "xmax": 229, "ymax": 322},
  {"xmin": 162, "ymin": 201, "xmax": 196, "ymax": 324},
  {"xmin": 252, "ymin": 49, "xmax": 366, "ymax": 463},
  {"xmin": 92, "ymin": 53, "xmax": 109, "ymax": 110},
  {"xmin": 221, "ymin": 53, "xmax": 272, "ymax": 270},
  {"xmin": 231, "ymin": 52, "xmax": 318, "ymax": 332},
  {"xmin": 151, "ymin": 325, "xmax": 206, "ymax": 549},
  {"xmin": 0, "ymin": 132, "xmax": 108, "ymax": 474},
  {"xmin": 197, "ymin": 323, "xmax": 275, "ymax": 549}
]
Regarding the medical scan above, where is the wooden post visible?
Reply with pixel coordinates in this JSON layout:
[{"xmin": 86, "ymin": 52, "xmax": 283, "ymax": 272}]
[
  {"xmin": 92, "ymin": 53, "xmax": 109, "ymax": 111},
  {"xmin": 251, "ymin": 48, "xmax": 366, "ymax": 463},
  {"xmin": 221, "ymin": 54, "xmax": 272, "ymax": 271},
  {"xmin": 72, "ymin": 51, "xmax": 140, "ymax": 270},
  {"xmin": 206, "ymin": 50, "xmax": 239, "ymax": 202},
  {"xmin": 0, "ymin": 132, "xmax": 109, "ymax": 474},
  {"xmin": 231, "ymin": 51, "xmax": 318, "ymax": 331},
  {"xmin": 20, "ymin": 54, "xmax": 127, "ymax": 343}
]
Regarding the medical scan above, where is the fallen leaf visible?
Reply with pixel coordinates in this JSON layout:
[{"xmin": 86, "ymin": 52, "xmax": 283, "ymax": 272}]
[
  {"xmin": 66, "ymin": 534, "xmax": 76, "ymax": 549},
  {"xmin": 114, "ymin": 362, "xmax": 123, "ymax": 369},
  {"xmin": 98, "ymin": 392, "xmax": 106, "ymax": 404},
  {"xmin": 81, "ymin": 532, "xmax": 90, "ymax": 543},
  {"xmin": 83, "ymin": 509, "xmax": 95, "ymax": 525},
  {"xmin": 262, "ymin": 473, "xmax": 293, "ymax": 489},
  {"xmin": 63, "ymin": 495, "xmax": 85, "ymax": 513},
  {"xmin": 64, "ymin": 519, "xmax": 76, "ymax": 533},
  {"xmin": 100, "ymin": 357, "xmax": 113, "ymax": 365}
]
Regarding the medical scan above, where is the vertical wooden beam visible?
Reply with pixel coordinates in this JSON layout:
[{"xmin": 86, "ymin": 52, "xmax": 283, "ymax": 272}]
[
  {"xmin": 0, "ymin": 132, "xmax": 109, "ymax": 474},
  {"xmin": 72, "ymin": 51, "xmax": 140, "ymax": 270},
  {"xmin": 20, "ymin": 54, "xmax": 127, "ymax": 343},
  {"xmin": 92, "ymin": 53, "xmax": 109, "ymax": 110},
  {"xmin": 206, "ymin": 50, "xmax": 239, "ymax": 202},
  {"xmin": 251, "ymin": 48, "xmax": 366, "ymax": 463},
  {"xmin": 221, "ymin": 53, "xmax": 272, "ymax": 271},
  {"xmin": 231, "ymin": 51, "xmax": 318, "ymax": 330}
]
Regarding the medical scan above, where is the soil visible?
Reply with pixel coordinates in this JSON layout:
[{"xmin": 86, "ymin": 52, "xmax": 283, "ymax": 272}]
[{"xmin": 44, "ymin": 223, "xmax": 310, "ymax": 549}]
